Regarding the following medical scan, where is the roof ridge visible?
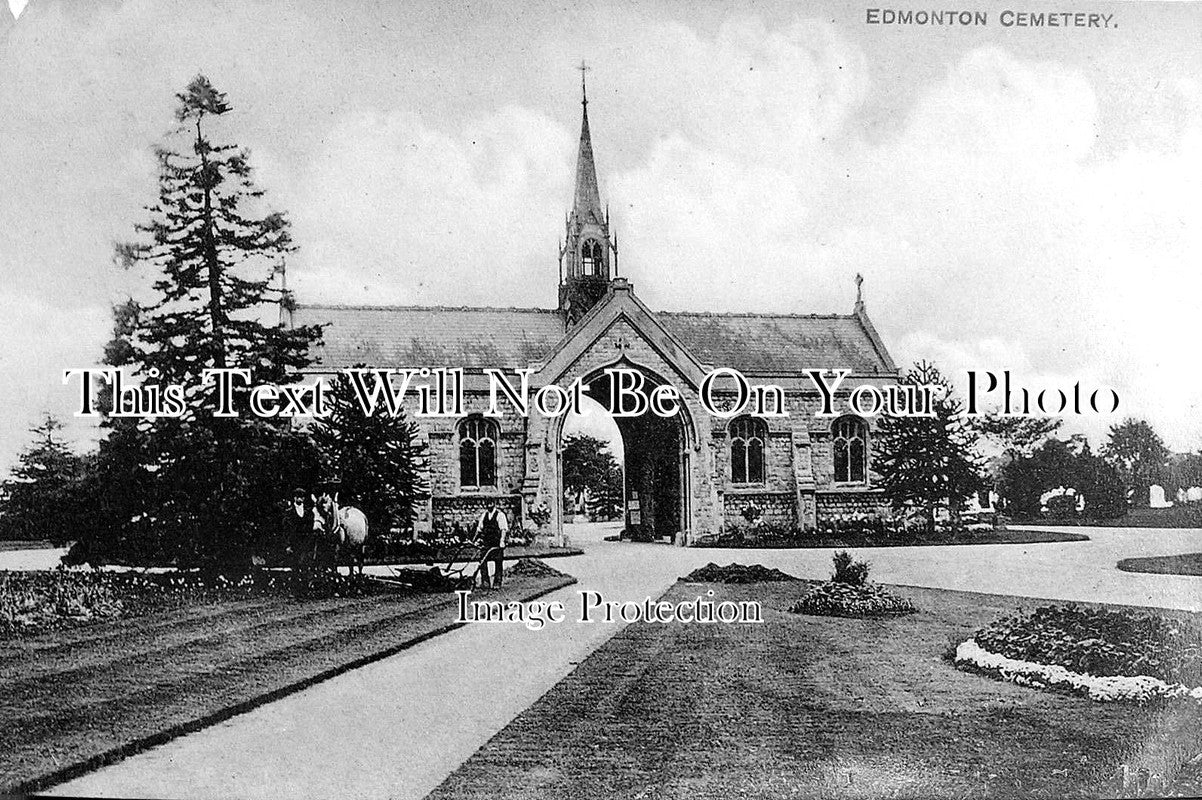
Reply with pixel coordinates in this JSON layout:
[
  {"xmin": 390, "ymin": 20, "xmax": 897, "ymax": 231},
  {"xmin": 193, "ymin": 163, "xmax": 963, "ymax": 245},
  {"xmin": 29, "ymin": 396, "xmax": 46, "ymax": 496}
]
[
  {"xmin": 658, "ymin": 310, "xmax": 854, "ymax": 320},
  {"xmin": 295, "ymin": 303, "xmax": 561, "ymax": 314}
]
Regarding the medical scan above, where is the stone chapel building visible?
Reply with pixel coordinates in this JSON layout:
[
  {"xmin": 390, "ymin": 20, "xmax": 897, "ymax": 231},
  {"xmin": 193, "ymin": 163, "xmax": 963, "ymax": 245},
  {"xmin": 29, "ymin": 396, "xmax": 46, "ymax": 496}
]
[{"xmin": 291, "ymin": 82, "xmax": 899, "ymax": 545}]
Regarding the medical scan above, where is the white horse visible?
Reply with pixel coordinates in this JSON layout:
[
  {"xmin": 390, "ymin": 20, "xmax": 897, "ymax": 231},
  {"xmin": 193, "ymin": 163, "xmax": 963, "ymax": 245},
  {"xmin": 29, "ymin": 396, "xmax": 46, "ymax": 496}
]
[{"xmin": 315, "ymin": 493, "xmax": 370, "ymax": 576}]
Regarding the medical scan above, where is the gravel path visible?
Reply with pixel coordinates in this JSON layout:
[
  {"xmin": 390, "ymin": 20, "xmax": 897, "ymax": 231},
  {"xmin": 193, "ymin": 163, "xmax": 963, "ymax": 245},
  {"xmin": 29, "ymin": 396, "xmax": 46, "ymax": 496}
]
[{"xmin": 46, "ymin": 523, "xmax": 1202, "ymax": 798}]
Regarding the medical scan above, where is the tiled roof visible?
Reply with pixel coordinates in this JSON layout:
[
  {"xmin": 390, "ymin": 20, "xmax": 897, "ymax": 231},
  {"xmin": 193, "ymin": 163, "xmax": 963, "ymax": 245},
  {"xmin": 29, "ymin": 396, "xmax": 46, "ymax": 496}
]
[
  {"xmin": 292, "ymin": 305, "xmax": 566, "ymax": 369},
  {"xmin": 658, "ymin": 312, "xmax": 891, "ymax": 374},
  {"xmin": 293, "ymin": 303, "xmax": 894, "ymax": 375}
]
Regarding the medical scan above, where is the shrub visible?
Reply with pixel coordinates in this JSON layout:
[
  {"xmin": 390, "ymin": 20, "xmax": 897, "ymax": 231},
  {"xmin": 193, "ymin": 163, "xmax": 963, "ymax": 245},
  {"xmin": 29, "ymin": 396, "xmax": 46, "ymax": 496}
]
[
  {"xmin": 789, "ymin": 582, "xmax": 917, "ymax": 618},
  {"xmin": 831, "ymin": 550, "xmax": 870, "ymax": 586},
  {"xmin": 740, "ymin": 502, "xmax": 764, "ymax": 525},
  {"xmin": 528, "ymin": 501, "xmax": 551, "ymax": 528}
]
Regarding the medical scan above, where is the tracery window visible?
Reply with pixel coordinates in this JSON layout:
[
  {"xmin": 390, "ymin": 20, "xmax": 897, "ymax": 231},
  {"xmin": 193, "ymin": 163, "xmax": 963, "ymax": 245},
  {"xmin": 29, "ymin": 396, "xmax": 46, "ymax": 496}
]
[
  {"xmin": 730, "ymin": 416, "xmax": 766, "ymax": 485},
  {"xmin": 459, "ymin": 416, "xmax": 498, "ymax": 488},
  {"xmin": 581, "ymin": 239, "xmax": 603, "ymax": 276},
  {"xmin": 832, "ymin": 416, "xmax": 868, "ymax": 484}
]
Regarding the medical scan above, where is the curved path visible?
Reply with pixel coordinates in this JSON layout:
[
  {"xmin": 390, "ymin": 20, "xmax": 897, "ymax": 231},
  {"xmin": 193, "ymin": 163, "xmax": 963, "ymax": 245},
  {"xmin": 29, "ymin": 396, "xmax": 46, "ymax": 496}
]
[{"xmin": 45, "ymin": 524, "xmax": 1202, "ymax": 799}]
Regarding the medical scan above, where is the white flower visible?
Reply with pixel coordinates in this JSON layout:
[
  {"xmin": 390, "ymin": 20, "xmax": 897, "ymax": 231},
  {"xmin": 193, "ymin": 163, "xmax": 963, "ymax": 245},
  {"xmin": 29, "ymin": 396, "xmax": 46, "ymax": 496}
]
[{"xmin": 954, "ymin": 639, "xmax": 1202, "ymax": 704}]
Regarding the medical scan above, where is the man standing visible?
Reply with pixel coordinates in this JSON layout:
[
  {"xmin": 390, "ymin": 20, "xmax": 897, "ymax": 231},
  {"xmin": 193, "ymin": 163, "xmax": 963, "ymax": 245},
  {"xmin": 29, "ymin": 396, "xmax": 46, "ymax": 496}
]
[
  {"xmin": 282, "ymin": 487, "xmax": 316, "ymax": 570},
  {"xmin": 474, "ymin": 500, "xmax": 509, "ymax": 589}
]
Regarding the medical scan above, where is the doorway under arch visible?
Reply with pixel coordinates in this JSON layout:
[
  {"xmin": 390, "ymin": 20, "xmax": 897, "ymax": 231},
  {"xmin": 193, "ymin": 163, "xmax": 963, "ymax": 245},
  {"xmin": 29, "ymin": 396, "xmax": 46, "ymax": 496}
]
[{"xmin": 555, "ymin": 363, "xmax": 693, "ymax": 544}]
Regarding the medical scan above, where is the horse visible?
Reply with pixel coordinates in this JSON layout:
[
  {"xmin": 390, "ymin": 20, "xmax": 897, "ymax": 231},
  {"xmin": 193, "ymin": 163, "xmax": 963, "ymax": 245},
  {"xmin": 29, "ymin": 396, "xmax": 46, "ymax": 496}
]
[{"xmin": 314, "ymin": 493, "xmax": 370, "ymax": 576}]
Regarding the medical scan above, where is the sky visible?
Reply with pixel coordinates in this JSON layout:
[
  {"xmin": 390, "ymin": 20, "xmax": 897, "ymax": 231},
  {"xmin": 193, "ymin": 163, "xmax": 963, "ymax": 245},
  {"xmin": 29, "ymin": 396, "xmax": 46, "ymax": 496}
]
[{"xmin": 1, "ymin": 0, "xmax": 1200, "ymax": 474}]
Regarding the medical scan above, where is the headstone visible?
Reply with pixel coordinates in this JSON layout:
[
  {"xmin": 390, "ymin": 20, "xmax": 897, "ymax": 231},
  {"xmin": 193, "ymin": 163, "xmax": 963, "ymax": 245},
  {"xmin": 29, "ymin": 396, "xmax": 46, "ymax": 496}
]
[{"xmin": 1149, "ymin": 484, "xmax": 1173, "ymax": 508}]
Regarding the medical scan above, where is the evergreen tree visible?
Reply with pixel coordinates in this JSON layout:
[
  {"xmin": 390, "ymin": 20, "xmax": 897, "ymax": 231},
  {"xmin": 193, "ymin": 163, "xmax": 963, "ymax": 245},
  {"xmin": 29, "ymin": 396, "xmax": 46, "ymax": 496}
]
[
  {"xmin": 90, "ymin": 75, "xmax": 323, "ymax": 567},
  {"xmin": 562, "ymin": 433, "xmax": 623, "ymax": 519},
  {"xmin": 310, "ymin": 370, "xmax": 429, "ymax": 536},
  {"xmin": 77, "ymin": 301, "xmax": 149, "ymax": 556},
  {"xmin": 1103, "ymin": 418, "xmax": 1169, "ymax": 508},
  {"xmin": 587, "ymin": 457, "xmax": 624, "ymax": 522},
  {"xmin": 1076, "ymin": 442, "xmax": 1128, "ymax": 519},
  {"xmin": 0, "ymin": 415, "xmax": 91, "ymax": 544},
  {"xmin": 562, "ymin": 434, "xmax": 611, "ymax": 499},
  {"xmin": 873, "ymin": 361, "xmax": 984, "ymax": 533}
]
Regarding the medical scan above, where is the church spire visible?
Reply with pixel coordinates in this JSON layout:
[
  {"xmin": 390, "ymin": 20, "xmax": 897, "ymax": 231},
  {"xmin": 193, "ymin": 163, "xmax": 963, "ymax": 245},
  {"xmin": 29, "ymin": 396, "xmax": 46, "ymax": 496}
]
[
  {"xmin": 573, "ymin": 62, "xmax": 604, "ymax": 226},
  {"xmin": 559, "ymin": 62, "xmax": 614, "ymax": 325}
]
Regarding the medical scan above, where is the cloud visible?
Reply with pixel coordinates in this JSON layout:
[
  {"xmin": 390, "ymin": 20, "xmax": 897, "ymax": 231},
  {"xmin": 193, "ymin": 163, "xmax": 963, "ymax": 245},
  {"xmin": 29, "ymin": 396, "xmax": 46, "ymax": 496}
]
[
  {"xmin": 605, "ymin": 39, "xmax": 1202, "ymax": 450},
  {"xmin": 276, "ymin": 106, "xmax": 575, "ymax": 307},
  {"xmin": 0, "ymin": 293, "xmax": 108, "ymax": 474}
]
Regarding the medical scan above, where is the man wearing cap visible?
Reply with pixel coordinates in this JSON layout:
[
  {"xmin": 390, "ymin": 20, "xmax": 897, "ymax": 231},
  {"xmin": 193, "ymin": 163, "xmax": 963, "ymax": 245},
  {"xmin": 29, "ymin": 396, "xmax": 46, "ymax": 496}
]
[{"xmin": 474, "ymin": 500, "xmax": 509, "ymax": 589}]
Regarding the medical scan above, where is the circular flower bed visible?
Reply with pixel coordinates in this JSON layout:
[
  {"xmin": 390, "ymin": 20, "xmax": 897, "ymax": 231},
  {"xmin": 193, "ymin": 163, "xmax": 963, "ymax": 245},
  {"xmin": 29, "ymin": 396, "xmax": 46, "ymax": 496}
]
[
  {"xmin": 954, "ymin": 604, "xmax": 1202, "ymax": 703},
  {"xmin": 788, "ymin": 581, "xmax": 917, "ymax": 618},
  {"xmin": 955, "ymin": 640, "xmax": 1202, "ymax": 704}
]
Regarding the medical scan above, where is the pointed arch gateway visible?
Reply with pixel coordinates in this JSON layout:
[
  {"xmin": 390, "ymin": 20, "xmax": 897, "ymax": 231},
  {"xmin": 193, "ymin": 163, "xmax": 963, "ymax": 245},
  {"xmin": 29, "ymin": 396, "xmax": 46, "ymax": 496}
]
[{"xmin": 552, "ymin": 360, "xmax": 696, "ymax": 544}]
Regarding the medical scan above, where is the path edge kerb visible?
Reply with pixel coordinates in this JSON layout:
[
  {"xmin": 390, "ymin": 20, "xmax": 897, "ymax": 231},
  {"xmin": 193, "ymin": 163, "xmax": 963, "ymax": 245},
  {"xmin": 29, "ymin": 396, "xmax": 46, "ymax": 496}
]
[{"xmin": 11, "ymin": 575, "xmax": 577, "ymax": 798}]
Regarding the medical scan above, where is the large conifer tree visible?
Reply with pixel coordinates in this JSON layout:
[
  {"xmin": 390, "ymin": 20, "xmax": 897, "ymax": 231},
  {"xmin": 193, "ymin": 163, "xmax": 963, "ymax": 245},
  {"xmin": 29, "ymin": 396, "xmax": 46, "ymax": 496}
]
[
  {"xmin": 104, "ymin": 75, "xmax": 323, "ymax": 567},
  {"xmin": 873, "ymin": 361, "xmax": 984, "ymax": 533}
]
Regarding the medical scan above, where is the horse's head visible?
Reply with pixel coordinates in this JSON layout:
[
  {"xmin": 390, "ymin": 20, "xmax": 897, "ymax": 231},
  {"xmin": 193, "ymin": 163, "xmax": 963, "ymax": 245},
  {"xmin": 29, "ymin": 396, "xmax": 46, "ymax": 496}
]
[{"xmin": 314, "ymin": 494, "xmax": 334, "ymax": 527}]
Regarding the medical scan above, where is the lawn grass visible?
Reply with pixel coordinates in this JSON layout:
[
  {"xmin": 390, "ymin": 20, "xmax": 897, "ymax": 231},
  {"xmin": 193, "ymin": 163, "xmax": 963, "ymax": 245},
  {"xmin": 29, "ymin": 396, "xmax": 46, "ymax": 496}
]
[
  {"xmin": 694, "ymin": 527, "xmax": 1088, "ymax": 549},
  {"xmin": 429, "ymin": 580, "xmax": 1202, "ymax": 799},
  {"xmin": 1117, "ymin": 552, "xmax": 1202, "ymax": 577},
  {"xmin": 0, "ymin": 567, "xmax": 575, "ymax": 795}
]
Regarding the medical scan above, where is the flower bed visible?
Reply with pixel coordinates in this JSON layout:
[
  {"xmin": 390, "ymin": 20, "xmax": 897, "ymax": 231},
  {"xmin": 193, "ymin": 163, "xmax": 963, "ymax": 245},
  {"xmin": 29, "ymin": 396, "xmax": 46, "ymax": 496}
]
[
  {"xmin": 954, "ymin": 604, "xmax": 1202, "ymax": 703},
  {"xmin": 788, "ymin": 581, "xmax": 917, "ymax": 618},
  {"xmin": 955, "ymin": 640, "xmax": 1202, "ymax": 704},
  {"xmin": 0, "ymin": 568, "xmax": 396, "ymax": 638},
  {"xmin": 681, "ymin": 562, "xmax": 798, "ymax": 584},
  {"xmin": 972, "ymin": 604, "xmax": 1202, "ymax": 685}
]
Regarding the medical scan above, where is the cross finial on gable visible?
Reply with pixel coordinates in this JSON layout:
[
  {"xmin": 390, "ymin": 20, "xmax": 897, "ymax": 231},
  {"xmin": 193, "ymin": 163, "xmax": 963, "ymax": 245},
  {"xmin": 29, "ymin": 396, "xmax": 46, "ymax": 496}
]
[{"xmin": 854, "ymin": 273, "xmax": 864, "ymax": 309}]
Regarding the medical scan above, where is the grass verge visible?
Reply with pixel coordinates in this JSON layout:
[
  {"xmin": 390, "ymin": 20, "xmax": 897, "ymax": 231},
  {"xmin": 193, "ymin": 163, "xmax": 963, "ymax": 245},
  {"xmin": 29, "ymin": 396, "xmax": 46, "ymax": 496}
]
[
  {"xmin": 1, "ymin": 565, "xmax": 575, "ymax": 795},
  {"xmin": 1118, "ymin": 553, "xmax": 1202, "ymax": 577},
  {"xmin": 429, "ymin": 580, "xmax": 1201, "ymax": 799}
]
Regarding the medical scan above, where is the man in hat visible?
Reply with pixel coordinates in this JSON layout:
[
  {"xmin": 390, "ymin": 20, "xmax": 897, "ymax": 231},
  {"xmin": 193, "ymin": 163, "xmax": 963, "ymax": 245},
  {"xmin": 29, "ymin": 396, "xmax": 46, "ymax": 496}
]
[
  {"xmin": 474, "ymin": 500, "xmax": 509, "ymax": 589},
  {"xmin": 282, "ymin": 487, "xmax": 316, "ymax": 570},
  {"xmin": 311, "ymin": 481, "xmax": 342, "ymax": 570}
]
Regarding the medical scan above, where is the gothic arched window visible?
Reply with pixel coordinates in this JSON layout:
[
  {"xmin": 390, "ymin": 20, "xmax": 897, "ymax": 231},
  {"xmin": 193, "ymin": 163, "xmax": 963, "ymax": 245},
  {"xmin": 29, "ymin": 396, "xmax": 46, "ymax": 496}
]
[
  {"xmin": 459, "ymin": 416, "xmax": 498, "ymax": 488},
  {"xmin": 832, "ymin": 416, "xmax": 868, "ymax": 484},
  {"xmin": 729, "ymin": 416, "xmax": 766, "ymax": 485},
  {"xmin": 581, "ymin": 239, "xmax": 602, "ymax": 276}
]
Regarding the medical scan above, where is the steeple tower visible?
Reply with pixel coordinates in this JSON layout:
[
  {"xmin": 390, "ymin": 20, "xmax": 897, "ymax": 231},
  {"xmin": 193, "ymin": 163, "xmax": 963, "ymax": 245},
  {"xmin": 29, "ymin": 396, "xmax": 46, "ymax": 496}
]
[{"xmin": 559, "ymin": 63, "xmax": 615, "ymax": 325}]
